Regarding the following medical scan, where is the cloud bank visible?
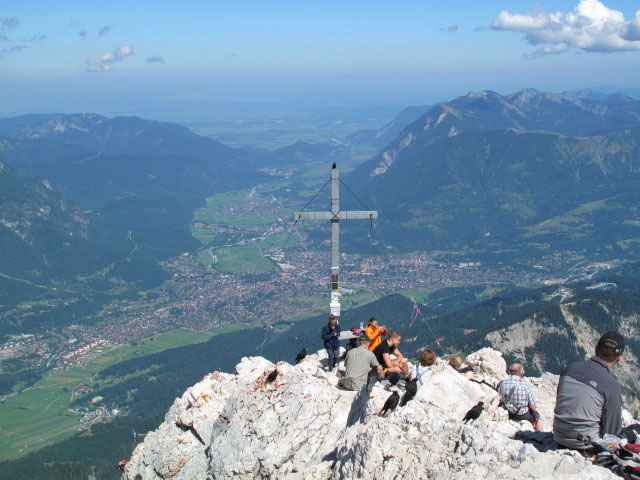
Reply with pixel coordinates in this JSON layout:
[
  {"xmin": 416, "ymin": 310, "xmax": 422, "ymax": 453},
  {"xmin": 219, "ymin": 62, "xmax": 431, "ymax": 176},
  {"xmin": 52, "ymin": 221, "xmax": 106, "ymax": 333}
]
[
  {"xmin": 87, "ymin": 44, "xmax": 133, "ymax": 72},
  {"xmin": 491, "ymin": 0, "xmax": 640, "ymax": 58}
]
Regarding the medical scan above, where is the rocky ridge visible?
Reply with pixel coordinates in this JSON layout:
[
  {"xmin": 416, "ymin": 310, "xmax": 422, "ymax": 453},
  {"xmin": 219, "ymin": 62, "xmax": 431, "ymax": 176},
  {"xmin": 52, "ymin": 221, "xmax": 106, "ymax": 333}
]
[{"xmin": 124, "ymin": 348, "xmax": 631, "ymax": 479}]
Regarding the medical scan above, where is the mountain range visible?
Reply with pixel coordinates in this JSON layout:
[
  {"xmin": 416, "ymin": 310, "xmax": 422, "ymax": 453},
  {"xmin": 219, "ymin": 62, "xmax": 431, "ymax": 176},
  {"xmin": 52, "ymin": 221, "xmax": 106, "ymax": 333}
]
[
  {"xmin": 0, "ymin": 113, "xmax": 276, "ymax": 255},
  {"xmin": 344, "ymin": 89, "xmax": 640, "ymax": 258},
  {"xmin": 0, "ymin": 114, "xmax": 275, "ymax": 333}
]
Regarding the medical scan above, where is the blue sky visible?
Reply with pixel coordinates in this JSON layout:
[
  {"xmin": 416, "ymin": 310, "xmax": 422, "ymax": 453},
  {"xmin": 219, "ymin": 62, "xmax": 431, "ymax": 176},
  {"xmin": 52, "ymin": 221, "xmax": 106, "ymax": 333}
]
[{"xmin": 0, "ymin": 1, "xmax": 639, "ymax": 115}]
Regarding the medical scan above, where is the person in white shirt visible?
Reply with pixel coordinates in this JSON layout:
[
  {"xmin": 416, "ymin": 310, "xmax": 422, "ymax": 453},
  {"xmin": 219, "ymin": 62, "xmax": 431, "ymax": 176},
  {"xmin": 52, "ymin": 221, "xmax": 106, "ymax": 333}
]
[{"xmin": 411, "ymin": 349, "xmax": 436, "ymax": 389}]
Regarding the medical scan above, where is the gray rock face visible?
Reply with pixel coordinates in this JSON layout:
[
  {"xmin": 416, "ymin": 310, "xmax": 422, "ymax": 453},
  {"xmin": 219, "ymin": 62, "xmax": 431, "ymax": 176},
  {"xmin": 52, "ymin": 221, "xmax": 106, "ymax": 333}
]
[{"xmin": 124, "ymin": 349, "xmax": 626, "ymax": 480}]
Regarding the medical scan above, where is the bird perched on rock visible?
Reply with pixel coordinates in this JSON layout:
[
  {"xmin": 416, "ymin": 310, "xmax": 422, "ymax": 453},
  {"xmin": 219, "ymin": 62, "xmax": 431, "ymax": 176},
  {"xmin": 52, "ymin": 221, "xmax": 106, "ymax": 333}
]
[
  {"xmin": 379, "ymin": 391, "xmax": 400, "ymax": 416},
  {"xmin": 400, "ymin": 378, "xmax": 418, "ymax": 407},
  {"xmin": 265, "ymin": 369, "xmax": 278, "ymax": 384},
  {"xmin": 295, "ymin": 348, "xmax": 307, "ymax": 365},
  {"xmin": 462, "ymin": 401, "xmax": 484, "ymax": 423}
]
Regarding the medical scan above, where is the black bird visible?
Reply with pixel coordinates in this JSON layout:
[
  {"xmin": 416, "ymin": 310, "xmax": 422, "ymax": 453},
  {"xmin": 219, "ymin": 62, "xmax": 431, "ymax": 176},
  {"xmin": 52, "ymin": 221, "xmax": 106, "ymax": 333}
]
[
  {"xmin": 400, "ymin": 378, "xmax": 418, "ymax": 407},
  {"xmin": 462, "ymin": 401, "xmax": 484, "ymax": 423},
  {"xmin": 379, "ymin": 391, "xmax": 400, "ymax": 416},
  {"xmin": 265, "ymin": 369, "xmax": 278, "ymax": 384},
  {"xmin": 295, "ymin": 348, "xmax": 307, "ymax": 365}
]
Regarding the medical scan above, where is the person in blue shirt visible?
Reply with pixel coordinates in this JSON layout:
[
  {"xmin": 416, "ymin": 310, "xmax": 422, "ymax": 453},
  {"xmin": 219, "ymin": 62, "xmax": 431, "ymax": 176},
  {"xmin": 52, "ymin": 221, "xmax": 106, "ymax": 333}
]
[
  {"xmin": 498, "ymin": 363, "xmax": 543, "ymax": 431},
  {"xmin": 321, "ymin": 314, "xmax": 341, "ymax": 371}
]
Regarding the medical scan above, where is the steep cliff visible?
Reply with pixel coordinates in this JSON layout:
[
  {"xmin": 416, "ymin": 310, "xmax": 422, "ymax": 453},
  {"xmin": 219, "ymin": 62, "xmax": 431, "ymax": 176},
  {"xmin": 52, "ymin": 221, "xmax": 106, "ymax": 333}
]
[{"xmin": 124, "ymin": 348, "xmax": 630, "ymax": 480}]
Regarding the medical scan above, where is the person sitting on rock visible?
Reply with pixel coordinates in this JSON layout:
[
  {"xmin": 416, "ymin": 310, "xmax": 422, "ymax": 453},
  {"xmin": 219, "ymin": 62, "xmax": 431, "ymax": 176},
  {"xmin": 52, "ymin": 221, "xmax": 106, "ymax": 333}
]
[
  {"xmin": 321, "ymin": 314, "xmax": 341, "ymax": 371},
  {"xmin": 553, "ymin": 332, "xmax": 624, "ymax": 451},
  {"xmin": 373, "ymin": 330, "xmax": 409, "ymax": 376},
  {"xmin": 365, "ymin": 317, "xmax": 384, "ymax": 352},
  {"xmin": 338, "ymin": 334, "xmax": 384, "ymax": 391},
  {"xmin": 497, "ymin": 363, "xmax": 543, "ymax": 432},
  {"xmin": 411, "ymin": 349, "xmax": 436, "ymax": 389},
  {"xmin": 449, "ymin": 356, "xmax": 475, "ymax": 380}
]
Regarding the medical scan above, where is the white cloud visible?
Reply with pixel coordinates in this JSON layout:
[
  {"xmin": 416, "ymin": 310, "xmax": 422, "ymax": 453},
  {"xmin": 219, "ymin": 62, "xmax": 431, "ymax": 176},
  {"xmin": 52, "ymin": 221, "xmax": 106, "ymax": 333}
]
[
  {"xmin": 447, "ymin": 24, "xmax": 459, "ymax": 32},
  {"xmin": 524, "ymin": 43, "xmax": 569, "ymax": 60},
  {"xmin": 79, "ymin": 29, "xmax": 87, "ymax": 38},
  {"xmin": 623, "ymin": 12, "xmax": 640, "ymax": 41},
  {"xmin": 146, "ymin": 55, "xmax": 164, "ymax": 63},
  {"xmin": 87, "ymin": 44, "xmax": 133, "ymax": 72},
  {"xmin": 491, "ymin": 0, "xmax": 640, "ymax": 57},
  {"xmin": 98, "ymin": 25, "xmax": 111, "ymax": 36}
]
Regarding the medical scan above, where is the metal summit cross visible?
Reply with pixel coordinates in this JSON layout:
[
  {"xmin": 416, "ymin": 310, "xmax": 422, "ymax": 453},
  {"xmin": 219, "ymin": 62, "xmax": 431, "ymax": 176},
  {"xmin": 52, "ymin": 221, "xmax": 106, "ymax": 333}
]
[{"xmin": 293, "ymin": 163, "xmax": 377, "ymax": 319}]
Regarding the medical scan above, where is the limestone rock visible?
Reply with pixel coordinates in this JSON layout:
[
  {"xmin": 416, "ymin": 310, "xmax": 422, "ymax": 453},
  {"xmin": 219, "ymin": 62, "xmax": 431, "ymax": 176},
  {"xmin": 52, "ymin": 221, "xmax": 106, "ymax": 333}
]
[
  {"xmin": 464, "ymin": 347, "xmax": 508, "ymax": 381},
  {"xmin": 124, "ymin": 348, "xmax": 625, "ymax": 480}
]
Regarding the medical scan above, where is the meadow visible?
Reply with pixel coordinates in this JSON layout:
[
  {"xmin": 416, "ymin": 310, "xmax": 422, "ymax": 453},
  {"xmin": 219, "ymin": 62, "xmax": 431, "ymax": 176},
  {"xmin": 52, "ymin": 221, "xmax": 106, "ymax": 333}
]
[{"xmin": 0, "ymin": 323, "xmax": 254, "ymax": 460}]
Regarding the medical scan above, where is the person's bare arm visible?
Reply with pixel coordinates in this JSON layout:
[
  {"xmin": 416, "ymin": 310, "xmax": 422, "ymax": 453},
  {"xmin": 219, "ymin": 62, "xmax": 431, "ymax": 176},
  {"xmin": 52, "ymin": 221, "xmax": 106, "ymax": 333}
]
[
  {"xmin": 529, "ymin": 402, "xmax": 537, "ymax": 411},
  {"xmin": 391, "ymin": 347, "xmax": 405, "ymax": 362},
  {"xmin": 382, "ymin": 352, "xmax": 394, "ymax": 369}
]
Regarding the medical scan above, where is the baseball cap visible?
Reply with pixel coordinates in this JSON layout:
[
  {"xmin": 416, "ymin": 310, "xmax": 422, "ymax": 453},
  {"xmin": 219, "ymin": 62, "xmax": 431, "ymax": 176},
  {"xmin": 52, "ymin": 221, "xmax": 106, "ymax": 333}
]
[{"xmin": 597, "ymin": 332, "xmax": 624, "ymax": 355}]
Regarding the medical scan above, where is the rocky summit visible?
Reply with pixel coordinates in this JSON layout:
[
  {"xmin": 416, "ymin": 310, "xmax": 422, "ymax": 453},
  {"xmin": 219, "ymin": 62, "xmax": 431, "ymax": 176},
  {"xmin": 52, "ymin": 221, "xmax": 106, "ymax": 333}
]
[{"xmin": 123, "ymin": 348, "xmax": 632, "ymax": 479}]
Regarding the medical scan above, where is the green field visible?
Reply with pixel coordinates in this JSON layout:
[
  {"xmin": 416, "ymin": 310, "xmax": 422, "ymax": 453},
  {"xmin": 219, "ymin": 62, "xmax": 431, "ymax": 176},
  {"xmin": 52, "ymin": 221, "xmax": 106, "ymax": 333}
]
[
  {"xmin": 474, "ymin": 285, "xmax": 504, "ymax": 300},
  {"xmin": 191, "ymin": 182, "xmax": 301, "ymax": 272},
  {"xmin": 0, "ymin": 366, "xmax": 90, "ymax": 461},
  {"xmin": 341, "ymin": 291, "xmax": 377, "ymax": 309},
  {"xmin": 214, "ymin": 244, "xmax": 274, "ymax": 273},
  {"xmin": 192, "ymin": 185, "xmax": 288, "ymax": 230},
  {"xmin": 397, "ymin": 289, "xmax": 432, "ymax": 304},
  {"xmin": 211, "ymin": 233, "xmax": 300, "ymax": 273},
  {"xmin": 297, "ymin": 294, "xmax": 328, "ymax": 305},
  {"xmin": 0, "ymin": 324, "xmax": 255, "ymax": 461}
]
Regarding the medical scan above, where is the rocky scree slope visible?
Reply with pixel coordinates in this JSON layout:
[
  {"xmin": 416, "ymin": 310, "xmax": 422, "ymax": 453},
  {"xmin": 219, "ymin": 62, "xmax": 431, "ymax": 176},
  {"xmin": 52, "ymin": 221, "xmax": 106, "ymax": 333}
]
[{"xmin": 123, "ymin": 348, "xmax": 635, "ymax": 480}]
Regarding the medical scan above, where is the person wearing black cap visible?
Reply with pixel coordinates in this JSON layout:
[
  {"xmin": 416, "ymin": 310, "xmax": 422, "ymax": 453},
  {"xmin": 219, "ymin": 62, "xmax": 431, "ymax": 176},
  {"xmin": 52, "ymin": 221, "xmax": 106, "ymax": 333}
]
[{"xmin": 553, "ymin": 332, "xmax": 624, "ymax": 450}]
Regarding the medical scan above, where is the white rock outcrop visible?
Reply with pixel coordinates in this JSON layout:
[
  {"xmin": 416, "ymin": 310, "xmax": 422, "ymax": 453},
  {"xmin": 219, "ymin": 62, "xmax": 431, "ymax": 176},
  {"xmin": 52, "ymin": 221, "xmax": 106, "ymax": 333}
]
[{"xmin": 124, "ymin": 349, "xmax": 624, "ymax": 480}]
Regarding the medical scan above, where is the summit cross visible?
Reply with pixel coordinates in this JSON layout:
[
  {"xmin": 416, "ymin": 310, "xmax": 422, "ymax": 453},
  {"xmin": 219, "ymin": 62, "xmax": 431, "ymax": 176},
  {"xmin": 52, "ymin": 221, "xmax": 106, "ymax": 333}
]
[{"xmin": 293, "ymin": 163, "xmax": 377, "ymax": 318}]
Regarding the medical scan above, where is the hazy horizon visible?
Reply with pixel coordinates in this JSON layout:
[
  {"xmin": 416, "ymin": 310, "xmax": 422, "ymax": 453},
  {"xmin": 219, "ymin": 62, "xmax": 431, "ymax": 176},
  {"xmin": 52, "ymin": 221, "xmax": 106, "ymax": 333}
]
[{"xmin": 1, "ymin": 1, "xmax": 639, "ymax": 118}]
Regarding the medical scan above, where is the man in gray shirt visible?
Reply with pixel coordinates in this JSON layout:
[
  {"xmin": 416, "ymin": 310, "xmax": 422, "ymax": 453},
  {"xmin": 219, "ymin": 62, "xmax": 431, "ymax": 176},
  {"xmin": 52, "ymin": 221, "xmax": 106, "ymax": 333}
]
[
  {"xmin": 553, "ymin": 332, "xmax": 624, "ymax": 450},
  {"xmin": 338, "ymin": 335, "xmax": 384, "ymax": 391}
]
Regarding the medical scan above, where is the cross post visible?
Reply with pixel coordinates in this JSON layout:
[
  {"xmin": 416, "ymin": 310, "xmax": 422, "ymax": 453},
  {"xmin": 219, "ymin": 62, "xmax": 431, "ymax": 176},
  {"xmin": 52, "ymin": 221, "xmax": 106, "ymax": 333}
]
[{"xmin": 293, "ymin": 163, "xmax": 377, "ymax": 319}]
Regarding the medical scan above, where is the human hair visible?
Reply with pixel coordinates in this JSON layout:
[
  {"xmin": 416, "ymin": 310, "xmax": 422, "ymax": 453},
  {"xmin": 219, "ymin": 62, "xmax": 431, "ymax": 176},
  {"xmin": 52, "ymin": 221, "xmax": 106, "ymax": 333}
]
[
  {"xmin": 449, "ymin": 356, "xmax": 462, "ymax": 370},
  {"xmin": 596, "ymin": 346, "xmax": 621, "ymax": 363},
  {"xmin": 420, "ymin": 349, "xmax": 436, "ymax": 367},
  {"xmin": 368, "ymin": 317, "xmax": 377, "ymax": 324},
  {"xmin": 509, "ymin": 363, "xmax": 524, "ymax": 376},
  {"xmin": 359, "ymin": 335, "xmax": 371, "ymax": 345},
  {"xmin": 328, "ymin": 314, "xmax": 336, "ymax": 321},
  {"xmin": 389, "ymin": 330, "xmax": 401, "ymax": 340}
]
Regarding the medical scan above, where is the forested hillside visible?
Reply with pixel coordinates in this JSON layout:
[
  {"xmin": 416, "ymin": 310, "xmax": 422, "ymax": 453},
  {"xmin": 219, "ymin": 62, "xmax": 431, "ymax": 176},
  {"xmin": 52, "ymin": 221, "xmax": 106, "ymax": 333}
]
[
  {"xmin": 341, "ymin": 90, "xmax": 640, "ymax": 258},
  {"xmin": 0, "ymin": 114, "xmax": 272, "ymax": 333}
]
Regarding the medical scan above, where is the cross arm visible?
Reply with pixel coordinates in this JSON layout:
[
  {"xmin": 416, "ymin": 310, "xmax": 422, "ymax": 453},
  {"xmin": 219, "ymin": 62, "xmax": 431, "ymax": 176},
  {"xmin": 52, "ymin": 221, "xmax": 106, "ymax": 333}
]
[{"xmin": 293, "ymin": 211, "xmax": 378, "ymax": 221}]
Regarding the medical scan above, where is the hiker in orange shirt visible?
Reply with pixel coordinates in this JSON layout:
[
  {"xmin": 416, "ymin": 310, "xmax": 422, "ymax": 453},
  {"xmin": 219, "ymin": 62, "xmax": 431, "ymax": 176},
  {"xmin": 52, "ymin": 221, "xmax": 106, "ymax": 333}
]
[{"xmin": 365, "ymin": 317, "xmax": 385, "ymax": 352}]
